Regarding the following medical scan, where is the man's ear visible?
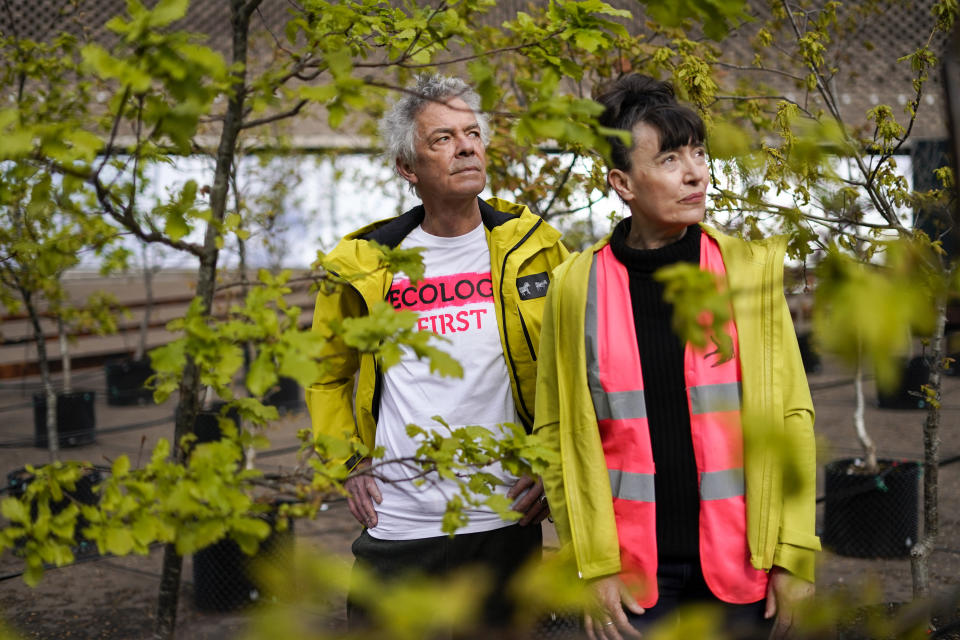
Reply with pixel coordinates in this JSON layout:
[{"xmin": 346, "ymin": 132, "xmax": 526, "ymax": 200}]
[
  {"xmin": 607, "ymin": 169, "xmax": 634, "ymax": 203},
  {"xmin": 396, "ymin": 157, "xmax": 417, "ymax": 185}
]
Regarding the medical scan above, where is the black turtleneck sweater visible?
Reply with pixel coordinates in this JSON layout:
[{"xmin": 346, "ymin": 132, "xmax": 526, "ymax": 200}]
[{"xmin": 609, "ymin": 218, "xmax": 701, "ymax": 560}]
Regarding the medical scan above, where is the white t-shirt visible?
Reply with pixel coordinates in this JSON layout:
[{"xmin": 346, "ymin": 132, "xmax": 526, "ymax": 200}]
[{"xmin": 369, "ymin": 222, "xmax": 520, "ymax": 540}]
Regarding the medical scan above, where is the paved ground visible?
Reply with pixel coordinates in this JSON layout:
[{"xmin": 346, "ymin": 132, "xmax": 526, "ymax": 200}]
[{"xmin": 0, "ymin": 354, "xmax": 958, "ymax": 639}]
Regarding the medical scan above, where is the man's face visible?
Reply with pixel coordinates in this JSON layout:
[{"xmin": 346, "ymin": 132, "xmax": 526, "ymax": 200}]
[{"xmin": 399, "ymin": 97, "xmax": 486, "ymax": 202}]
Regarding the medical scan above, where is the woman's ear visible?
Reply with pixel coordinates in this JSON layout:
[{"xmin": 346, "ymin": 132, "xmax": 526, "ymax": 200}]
[{"xmin": 607, "ymin": 169, "xmax": 634, "ymax": 203}]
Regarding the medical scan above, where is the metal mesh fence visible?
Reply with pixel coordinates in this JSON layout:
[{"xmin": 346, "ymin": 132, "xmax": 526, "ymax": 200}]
[
  {"xmin": 192, "ymin": 519, "xmax": 295, "ymax": 612},
  {"xmin": 822, "ymin": 459, "xmax": 921, "ymax": 559},
  {"xmin": 530, "ymin": 611, "xmax": 583, "ymax": 639}
]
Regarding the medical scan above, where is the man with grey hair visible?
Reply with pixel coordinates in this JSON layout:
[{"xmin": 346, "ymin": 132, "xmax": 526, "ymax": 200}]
[{"xmin": 306, "ymin": 74, "xmax": 569, "ymax": 630}]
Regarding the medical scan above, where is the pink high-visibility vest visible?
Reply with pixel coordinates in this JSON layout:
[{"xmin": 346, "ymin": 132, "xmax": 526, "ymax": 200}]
[{"xmin": 584, "ymin": 235, "xmax": 768, "ymax": 607}]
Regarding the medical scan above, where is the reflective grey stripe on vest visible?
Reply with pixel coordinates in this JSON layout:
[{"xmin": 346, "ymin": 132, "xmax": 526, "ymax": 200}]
[
  {"xmin": 609, "ymin": 468, "xmax": 655, "ymax": 502},
  {"xmin": 599, "ymin": 390, "xmax": 647, "ymax": 421},
  {"xmin": 700, "ymin": 468, "xmax": 745, "ymax": 500},
  {"xmin": 689, "ymin": 381, "xmax": 741, "ymax": 414},
  {"xmin": 585, "ymin": 256, "xmax": 648, "ymax": 422}
]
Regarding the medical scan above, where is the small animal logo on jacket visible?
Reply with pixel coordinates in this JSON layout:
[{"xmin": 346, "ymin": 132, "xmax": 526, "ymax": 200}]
[{"xmin": 516, "ymin": 272, "xmax": 550, "ymax": 300}]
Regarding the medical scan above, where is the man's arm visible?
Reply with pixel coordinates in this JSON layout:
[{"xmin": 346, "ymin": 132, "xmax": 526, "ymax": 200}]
[
  {"xmin": 305, "ymin": 279, "xmax": 365, "ymax": 442},
  {"xmin": 307, "ymin": 280, "xmax": 385, "ymax": 528}
]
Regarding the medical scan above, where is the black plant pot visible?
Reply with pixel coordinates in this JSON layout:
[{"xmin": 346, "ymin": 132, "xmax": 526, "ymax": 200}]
[
  {"xmin": 6, "ymin": 466, "xmax": 102, "ymax": 504},
  {"xmin": 6, "ymin": 466, "xmax": 102, "ymax": 551},
  {"xmin": 189, "ymin": 403, "xmax": 292, "ymax": 611},
  {"xmin": 796, "ymin": 331, "xmax": 821, "ymax": 374},
  {"xmin": 104, "ymin": 358, "xmax": 154, "ymax": 406},
  {"xmin": 876, "ymin": 356, "xmax": 929, "ymax": 410},
  {"xmin": 263, "ymin": 376, "xmax": 303, "ymax": 415},
  {"xmin": 192, "ymin": 509, "xmax": 294, "ymax": 612},
  {"xmin": 822, "ymin": 458, "xmax": 920, "ymax": 558},
  {"xmin": 32, "ymin": 390, "xmax": 96, "ymax": 448},
  {"xmin": 192, "ymin": 405, "xmax": 242, "ymax": 445}
]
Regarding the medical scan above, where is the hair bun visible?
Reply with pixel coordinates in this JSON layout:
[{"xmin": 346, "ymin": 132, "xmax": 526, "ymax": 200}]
[{"xmin": 622, "ymin": 74, "xmax": 675, "ymax": 104}]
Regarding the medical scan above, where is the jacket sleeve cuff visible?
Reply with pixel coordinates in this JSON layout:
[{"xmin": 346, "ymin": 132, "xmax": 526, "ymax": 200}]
[
  {"xmin": 773, "ymin": 539, "xmax": 820, "ymax": 583},
  {"xmin": 577, "ymin": 558, "xmax": 623, "ymax": 581},
  {"xmin": 345, "ymin": 453, "xmax": 366, "ymax": 472}
]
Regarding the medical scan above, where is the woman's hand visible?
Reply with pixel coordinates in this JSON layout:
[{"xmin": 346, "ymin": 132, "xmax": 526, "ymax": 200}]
[
  {"xmin": 765, "ymin": 566, "xmax": 815, "ymax": 639},
  {"xmin": 584, "ymin": 575, "xmax": 645, "ymax": 640}
]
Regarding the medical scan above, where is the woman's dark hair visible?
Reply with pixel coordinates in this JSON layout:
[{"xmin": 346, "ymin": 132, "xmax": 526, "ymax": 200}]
[{"xmin": 596, "ymin": 74, "xmax": 705, "ymax": 171}]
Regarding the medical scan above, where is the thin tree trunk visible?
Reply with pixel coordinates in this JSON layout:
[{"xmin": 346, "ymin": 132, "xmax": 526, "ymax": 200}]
[
  {"xmin": 853, "ymin": 355, "xmax": 878, "ymax": 473},
  {"xmin": 152, "ymin": 2, "xmax": 257, "ymax": 637},
  {"xmin": 136, "ymin": 242, "xmax": 154, "ymax": 362},
  {"xmin": 910, "ymin": 298, "xmax": 945, "ymax": 599},
  {"xmin": 237, "ymin": 231, "xmax": 255, "ymax": 471},
  {"xmin": 24, "ymin": 291, "xmax": 58, "ymax": 463},
  {"xmin": 58, "ymin": 317, "xmax": 71, "ymax": 394}
]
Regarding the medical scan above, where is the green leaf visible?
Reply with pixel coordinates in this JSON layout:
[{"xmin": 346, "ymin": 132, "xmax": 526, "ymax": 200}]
[
  {"xmin": 1, "ymin": 497, "xmax": 28, "ymax": 524},
  {"xmin": 63, "ymin": 129, "xmax": 104, "ymax": 161},
  {"xmin": 149, "ymin": 0, "xmax": 189, "ymax": 27},
  {"xmin": 328, "ymin": 102, "xmax": 347, "ymax": 129},
  {"xmin": 372, "ymin": 242, "xmax": 426, "ymax": 284},
  {"xmin": 149, "ymin": 340, "xmax": 186, "ymax": 374},
  {"xmin": 247, "ymin": 350, "xmax": 277, "ymax": 397},
  {"xmin": 484, "ymin": 493, "xmax": 520, "ymax": 520},
  {"xmin": 642, "ymin": 0, "xmax": 751, "ymax": 40},
  {"xmin": 573, "ymin": 29, "xmax": 607, "ymax": 53},
  {"xmin": 24, "ymin": 565, "xmax": 44, "ymax": 587},
  {"xmin": 164, "ymin": 208, "xmax": 190, "ymax": 242},
  {"xmin": 232, "ymin": 516, "xmax": 271, "ymax": 542},
  {"xmin": 300, "ymin": 85, "xmax": 339, "ymax": 103},
  {"xmin": 112, "ymin": 455, "xmax": 131, "ymax": 478},
  {"xmin": 131, "ymin": 517, "xmax": 158, "ymax": 546},
  {"xmin": 179, "ymin": 44, "xmax": 226, "ymax": 75},
  {"xmin": 105, "ymin": 527, "xmax": 135, "ymax": 556},
  {"xmin": 327, "ymin": 48, "xmax": 353, "ymax": 79},
  {"xmin": 708, "ymin": 121, "xmax": 753, "ymax": 160},
  {"xmin": 655, "ymin": 263, "xmax": 735, "ymax": 361},
  {"xmin": 0, "ymin": 129, "xmax": 35, "ymax": 159},
  {"xmin": 813, "ymin": 240, "xmax": 942, "ymax": 391}
]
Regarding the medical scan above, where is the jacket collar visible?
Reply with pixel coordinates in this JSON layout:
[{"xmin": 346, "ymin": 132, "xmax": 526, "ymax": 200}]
[{"xmin": 358, "ymin": 197, "xmax": 520, "ymax": 249}]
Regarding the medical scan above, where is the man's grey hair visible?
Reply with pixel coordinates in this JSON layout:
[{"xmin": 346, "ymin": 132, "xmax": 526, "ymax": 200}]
[{"xmin": 379, "ymin": 74, "xmax": 491, "ymax": 172}]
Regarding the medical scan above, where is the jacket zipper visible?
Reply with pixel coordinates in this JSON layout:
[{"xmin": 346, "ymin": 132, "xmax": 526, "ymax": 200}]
[
  {"xmin": 517, "ymin": 305, "xmax": 536, "ymax": 362},
  {"xmin": 498, "ymin": 218, "xmax": 543, "ymax": 431}
]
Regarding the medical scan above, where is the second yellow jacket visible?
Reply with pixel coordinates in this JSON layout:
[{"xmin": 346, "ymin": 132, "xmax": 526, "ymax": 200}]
[{"xmin": 534, "ymin": 224, "xmax": 821, "ymax": 583}]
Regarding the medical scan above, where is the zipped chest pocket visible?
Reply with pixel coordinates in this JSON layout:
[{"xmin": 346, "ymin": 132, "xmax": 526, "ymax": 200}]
[
  {"xmin": 515, "ymin": 291, "xmax": 548, "ymax": 361},
  {"xmin": 517, "ymin": 305, "xmax": 536, "ymax": 361}
]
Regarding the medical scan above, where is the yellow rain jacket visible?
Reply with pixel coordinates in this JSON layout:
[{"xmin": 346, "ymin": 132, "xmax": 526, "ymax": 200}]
[
  {"xmin": 307, "ymin": 197, "xmax": 569, "ymax": 453},
  {"xmin": 534, "ymin": 224, "xmax": 820, "ymax": 583}
]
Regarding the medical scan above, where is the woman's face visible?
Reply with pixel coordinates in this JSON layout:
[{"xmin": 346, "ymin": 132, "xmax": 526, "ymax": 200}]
[{"xmin": 608, "ymin": 121, "xmax": 709, "ymax": 249}]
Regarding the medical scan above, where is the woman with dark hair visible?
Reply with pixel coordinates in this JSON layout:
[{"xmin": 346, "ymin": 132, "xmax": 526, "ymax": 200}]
[{"xmin": 534, "ymin": 74, "xmax": 819, "ymax": 639}]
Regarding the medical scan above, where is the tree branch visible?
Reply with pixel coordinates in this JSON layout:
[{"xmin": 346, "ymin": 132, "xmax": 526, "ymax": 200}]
[
  {"xmin": 96, "ymin": 85, "xmax": 131, "ymax": 179},
  {"xmin": 779, "ymin": 0, "xmax": 908, "ymax": 234},
  {"xmin": 712, "ymin": 60, "xmax": 807, "ymax": 84},
  {"xmin": 355, "ymin": 29, "xmax": 565, "ymax": 70},
  {"xmin": 240, "ymin": 98, "xmax": 309, "ymax": 130},
  {"xmin": 540, "ymin": 153, "xmax": 580, "ymax": 219}
]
